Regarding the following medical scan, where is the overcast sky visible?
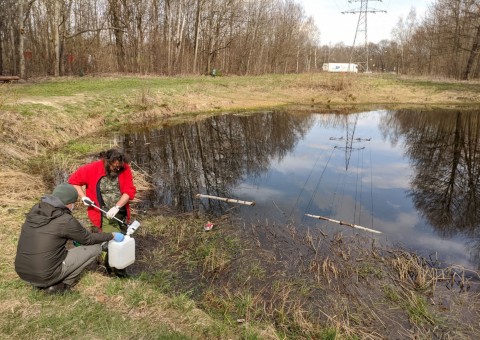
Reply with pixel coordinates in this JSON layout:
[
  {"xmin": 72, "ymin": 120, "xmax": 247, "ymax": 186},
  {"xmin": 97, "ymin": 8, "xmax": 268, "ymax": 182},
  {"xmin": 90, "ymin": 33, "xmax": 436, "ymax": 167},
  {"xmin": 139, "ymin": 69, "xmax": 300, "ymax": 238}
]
[{"xmin": 298, "ymin": 0, "xmax": 432, "ymax": 45}]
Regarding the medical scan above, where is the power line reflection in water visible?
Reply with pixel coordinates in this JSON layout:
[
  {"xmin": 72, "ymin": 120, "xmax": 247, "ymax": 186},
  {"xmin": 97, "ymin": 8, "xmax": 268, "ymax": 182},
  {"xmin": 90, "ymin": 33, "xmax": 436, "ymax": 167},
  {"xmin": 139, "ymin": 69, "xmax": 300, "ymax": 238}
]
[{"xmin": 117, "ymin": 109, "xmax": 480, "ymax": 270}]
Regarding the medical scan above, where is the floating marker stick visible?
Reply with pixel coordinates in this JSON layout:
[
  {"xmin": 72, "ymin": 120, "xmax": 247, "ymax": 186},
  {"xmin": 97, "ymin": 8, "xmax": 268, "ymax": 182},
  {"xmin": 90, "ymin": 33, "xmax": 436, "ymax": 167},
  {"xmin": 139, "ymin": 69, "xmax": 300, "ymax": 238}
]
[
  {"xmin": 305, "ymin": 214, "xmax": 382, "ymax": 234},
  {"xmin": 196, "ymin": 194, "xmax": 255, "ymax": 206}
]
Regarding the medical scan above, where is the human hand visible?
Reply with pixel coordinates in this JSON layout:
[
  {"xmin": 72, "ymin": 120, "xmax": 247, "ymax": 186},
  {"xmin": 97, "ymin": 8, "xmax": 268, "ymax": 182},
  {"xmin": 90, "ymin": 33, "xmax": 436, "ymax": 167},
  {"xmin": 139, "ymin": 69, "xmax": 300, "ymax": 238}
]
[
  {"xmin": 82, "ymin": 197, "xmax": 94, "ymax": 206},
  {"xmin": 106, "ymin": 206, "xmax": 120, "ymax": 219},
  {"xmin": 112, "ymin": 232, "xmax": 124, "ymax": 242}
]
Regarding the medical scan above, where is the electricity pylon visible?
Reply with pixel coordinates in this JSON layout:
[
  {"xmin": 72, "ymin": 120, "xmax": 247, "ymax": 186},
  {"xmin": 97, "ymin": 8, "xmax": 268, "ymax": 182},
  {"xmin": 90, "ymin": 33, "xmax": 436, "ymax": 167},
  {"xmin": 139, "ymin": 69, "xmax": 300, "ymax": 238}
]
[
  {"xmin": 329, "ymin": 114, "xmax": 370, "ymax": 171},
  {"xmin": 342, "ymin": 0, "xmax": 386, "ymax": 72}
]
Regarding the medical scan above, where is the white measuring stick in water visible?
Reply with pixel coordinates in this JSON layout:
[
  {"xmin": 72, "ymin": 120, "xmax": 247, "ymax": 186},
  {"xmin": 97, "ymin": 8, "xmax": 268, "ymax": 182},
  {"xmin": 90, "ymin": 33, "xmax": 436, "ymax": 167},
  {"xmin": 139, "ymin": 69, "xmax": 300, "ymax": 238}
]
[
  {"xmin": 305, "ymin": 214, "xmax": 382, "ymax": 234},
  {"xmin": 195, "ymin": 194, "xmax": 256, "ymax": 206}
]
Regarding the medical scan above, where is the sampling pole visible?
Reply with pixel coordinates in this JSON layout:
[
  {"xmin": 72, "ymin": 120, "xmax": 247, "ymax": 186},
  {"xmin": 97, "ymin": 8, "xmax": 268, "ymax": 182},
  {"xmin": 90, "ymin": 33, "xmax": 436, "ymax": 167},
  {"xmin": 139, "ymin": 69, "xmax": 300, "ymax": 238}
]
[
  {"xmin": 195, "ymin": 194, "xmax": 256, "ymax": 206},
  {"xmin": 305, "ymin": 213, "xmax": 381, "ymax": 234}
]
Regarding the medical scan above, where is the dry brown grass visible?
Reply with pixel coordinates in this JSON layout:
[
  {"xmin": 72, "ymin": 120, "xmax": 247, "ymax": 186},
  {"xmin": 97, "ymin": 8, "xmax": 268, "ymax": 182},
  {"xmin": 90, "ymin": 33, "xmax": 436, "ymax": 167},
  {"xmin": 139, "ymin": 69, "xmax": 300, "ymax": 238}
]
[
  {"xmin": 0, "ymin": 171, "xmax": 45, "ymax": 207},
  {"xmin": 0, "ymin": 83, "xmax": 18, "ymax": 109},
  {"xmin": 391, "ymin": 251, "xmax": 480, "ymax": 295},
  {"xmin": 391, "ymin": 251, "xmax": 440, "ymax": 294}
]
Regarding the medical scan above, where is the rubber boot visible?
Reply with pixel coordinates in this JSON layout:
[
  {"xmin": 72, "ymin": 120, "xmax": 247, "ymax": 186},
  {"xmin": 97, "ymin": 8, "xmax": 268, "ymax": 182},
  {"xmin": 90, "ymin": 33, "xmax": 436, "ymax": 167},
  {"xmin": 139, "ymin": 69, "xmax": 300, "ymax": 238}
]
[{"xmin": 44, "ymin": 282, "xmax": 71, "ymax": 294}]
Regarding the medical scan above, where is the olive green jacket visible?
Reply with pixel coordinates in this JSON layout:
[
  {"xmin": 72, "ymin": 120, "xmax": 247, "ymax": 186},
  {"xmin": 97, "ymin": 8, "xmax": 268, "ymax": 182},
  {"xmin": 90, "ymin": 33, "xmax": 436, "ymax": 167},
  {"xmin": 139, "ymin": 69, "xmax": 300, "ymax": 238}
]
[{"xmin": 14, "ymin": 195, "xmax": 113, "ymax": 285}]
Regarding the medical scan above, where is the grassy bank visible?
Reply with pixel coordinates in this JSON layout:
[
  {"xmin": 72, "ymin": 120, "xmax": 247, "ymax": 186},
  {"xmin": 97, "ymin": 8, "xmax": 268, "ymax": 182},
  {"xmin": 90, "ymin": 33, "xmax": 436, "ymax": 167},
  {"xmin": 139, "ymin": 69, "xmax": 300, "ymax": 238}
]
[
  {"xmin": 3, "ymin": 73, "xmax": 480, "ymax": 173},
  {"xmin": 1, "ymin": 73, "xmax": 479, "ymax": 339}
]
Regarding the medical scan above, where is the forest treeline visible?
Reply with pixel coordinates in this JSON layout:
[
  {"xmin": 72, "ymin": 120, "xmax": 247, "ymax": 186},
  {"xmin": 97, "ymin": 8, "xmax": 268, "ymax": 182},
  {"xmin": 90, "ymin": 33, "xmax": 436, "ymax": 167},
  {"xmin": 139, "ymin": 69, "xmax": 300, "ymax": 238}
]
[{"xmin": 0, "ymin": 0, "xmax": 479, "ymax": 80}]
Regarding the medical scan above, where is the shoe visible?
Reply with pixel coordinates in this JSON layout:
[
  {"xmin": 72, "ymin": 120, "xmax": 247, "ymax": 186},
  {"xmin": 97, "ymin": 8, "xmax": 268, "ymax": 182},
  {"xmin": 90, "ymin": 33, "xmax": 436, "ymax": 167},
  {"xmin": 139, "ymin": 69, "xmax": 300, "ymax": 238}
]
[
  {"xmin": 113, "ymin": 268, "xmax": 130, "ymax": 278},
  {"xmin": 103, "ymin": 252, "xmax": 113, "ymax": 276},
  {"xmin": 102, "ymin": 251, "xmax": 130, "ymax": 278},
  {"xmin": 45, "ymin": 282, "xmax": 70, "ymax": 294}
]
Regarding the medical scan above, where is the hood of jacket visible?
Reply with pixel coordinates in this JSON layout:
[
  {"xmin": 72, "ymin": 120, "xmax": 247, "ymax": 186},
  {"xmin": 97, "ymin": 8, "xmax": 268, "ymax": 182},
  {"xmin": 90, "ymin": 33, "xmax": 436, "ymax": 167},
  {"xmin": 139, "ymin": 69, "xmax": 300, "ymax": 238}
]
[{"xmin": 25, "ymin": 194, "xmax": 71, "ymax": 228}]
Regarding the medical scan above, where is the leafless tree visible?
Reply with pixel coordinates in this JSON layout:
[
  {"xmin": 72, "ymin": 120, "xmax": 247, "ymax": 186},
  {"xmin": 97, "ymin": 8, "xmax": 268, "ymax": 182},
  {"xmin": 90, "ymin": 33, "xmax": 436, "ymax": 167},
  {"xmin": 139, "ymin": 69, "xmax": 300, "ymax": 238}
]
[{"xmin": 1, "ymin": 0, "xmax": 478, "ymax": 79}]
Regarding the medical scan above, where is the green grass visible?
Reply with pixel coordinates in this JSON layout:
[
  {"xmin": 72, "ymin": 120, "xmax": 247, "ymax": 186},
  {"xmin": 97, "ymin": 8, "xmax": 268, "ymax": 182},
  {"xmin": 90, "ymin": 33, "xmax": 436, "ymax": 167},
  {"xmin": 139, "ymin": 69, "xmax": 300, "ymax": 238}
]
[
  {"xmin": 397, "ymin": 77, "xmax": 480, "ymax": 92},
  {"xmin": 356, "ymin": 262, "xmax": 384, "ymax": 279},
  {"xmin": 383, "ymin": 284, "xmax": 438, "ymax": 326},
  {"xmin": 168, "ymin": 293, "xmax": 196, "ymax": 312},
  {"xmin": 406, "ymin": 292, "xmax": 437, "ymax": 326},
  {"xmin": 138, "ymin": 271, "xmax": 179, "ymax": 294},
  {"xmin": 0, "ymin": 282, "xmax": 189, "ymax": 339},
  {"xmin": 12, "ymin": 75, "xmax": 279, "ymax": 98},
  {"xmin": 246, "ymin": 261, "xmax": 267, "ymax": 279},
  {"xmin": 64, "ymin": 141, "xmax": 99, "ymax": 156},
  {"xmin": 383, "ymin": 284, "xmax": 401, "ymax": 303},
  {"xmin": 17, "ymin": 103, "xmax": 56, "ymax": 116}
]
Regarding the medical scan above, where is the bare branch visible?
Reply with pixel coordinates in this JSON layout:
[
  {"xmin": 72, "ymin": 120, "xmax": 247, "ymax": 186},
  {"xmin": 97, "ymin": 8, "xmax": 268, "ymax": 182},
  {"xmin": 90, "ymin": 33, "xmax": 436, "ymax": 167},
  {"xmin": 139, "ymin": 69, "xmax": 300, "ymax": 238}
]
[{"xmin": 65, "ymin": 27, "xmax": 126, "ymax": 39}]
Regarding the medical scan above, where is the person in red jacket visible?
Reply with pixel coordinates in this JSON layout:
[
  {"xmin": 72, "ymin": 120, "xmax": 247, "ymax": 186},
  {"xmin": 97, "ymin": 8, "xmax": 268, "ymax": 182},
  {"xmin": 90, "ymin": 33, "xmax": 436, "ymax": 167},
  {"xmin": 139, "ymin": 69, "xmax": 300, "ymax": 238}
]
[
  {"xmin": 68, "ymin": 148, "xmax": 137, "ymax": 277},
  {"xmin": 68, "ymin": 148, "xmax": 136, "ymax": 234}
]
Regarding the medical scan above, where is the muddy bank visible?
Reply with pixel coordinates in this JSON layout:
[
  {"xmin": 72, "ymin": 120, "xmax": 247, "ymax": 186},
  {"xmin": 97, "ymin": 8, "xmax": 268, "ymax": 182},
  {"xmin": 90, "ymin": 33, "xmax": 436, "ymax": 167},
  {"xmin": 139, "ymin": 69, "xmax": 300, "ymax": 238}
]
[{"xmin": 127, "ymin": 212, "xmax": 480, "ymax": 339}]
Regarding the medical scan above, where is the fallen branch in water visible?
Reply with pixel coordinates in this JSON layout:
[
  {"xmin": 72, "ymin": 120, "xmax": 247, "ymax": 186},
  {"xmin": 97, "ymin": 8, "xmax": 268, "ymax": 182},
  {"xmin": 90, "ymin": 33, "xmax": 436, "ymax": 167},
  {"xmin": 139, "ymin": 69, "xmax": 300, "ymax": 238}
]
[
  {"xmin": 305, "ymin": 214, "xmax": 382, "ymax": 234},
  {"xmin": 195, "ymin": 194, "xmax": 256, "ymax": 206}
]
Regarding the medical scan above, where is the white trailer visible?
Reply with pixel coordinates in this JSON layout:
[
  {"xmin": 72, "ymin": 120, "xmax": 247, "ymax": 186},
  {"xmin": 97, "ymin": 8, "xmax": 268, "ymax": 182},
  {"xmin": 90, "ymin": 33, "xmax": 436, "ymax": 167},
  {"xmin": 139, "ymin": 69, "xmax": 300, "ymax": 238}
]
[{"xmin": 322, "ymin": 63, "xmax": 358, "ymax": 73}]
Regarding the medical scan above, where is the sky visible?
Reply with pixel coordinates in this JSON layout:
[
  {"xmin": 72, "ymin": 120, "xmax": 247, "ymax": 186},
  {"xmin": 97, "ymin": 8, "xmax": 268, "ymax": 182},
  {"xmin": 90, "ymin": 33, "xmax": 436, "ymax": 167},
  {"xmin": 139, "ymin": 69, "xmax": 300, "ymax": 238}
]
[{"xmin": 298, "ymin": 0, "xmax": 432, "ymax": 45}]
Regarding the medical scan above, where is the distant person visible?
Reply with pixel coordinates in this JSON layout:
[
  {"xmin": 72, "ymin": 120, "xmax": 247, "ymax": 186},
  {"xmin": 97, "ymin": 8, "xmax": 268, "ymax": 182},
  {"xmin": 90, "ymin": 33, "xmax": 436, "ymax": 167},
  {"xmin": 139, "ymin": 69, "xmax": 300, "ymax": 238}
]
[
  {"xmin": 14, "ymin": 183, "xmax": 124, "ymax": 294},
  {"xmin": 68, "ymin": 148, "xmax": 136, "ymax": 276}
]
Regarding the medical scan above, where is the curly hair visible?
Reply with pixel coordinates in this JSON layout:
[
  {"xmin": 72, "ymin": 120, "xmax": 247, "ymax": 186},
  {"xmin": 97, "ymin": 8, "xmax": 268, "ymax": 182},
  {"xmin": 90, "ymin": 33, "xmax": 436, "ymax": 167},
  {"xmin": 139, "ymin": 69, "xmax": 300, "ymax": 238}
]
[{"xmin": 98, "ymin": 148, "xmax": 130, "ymax": 165}]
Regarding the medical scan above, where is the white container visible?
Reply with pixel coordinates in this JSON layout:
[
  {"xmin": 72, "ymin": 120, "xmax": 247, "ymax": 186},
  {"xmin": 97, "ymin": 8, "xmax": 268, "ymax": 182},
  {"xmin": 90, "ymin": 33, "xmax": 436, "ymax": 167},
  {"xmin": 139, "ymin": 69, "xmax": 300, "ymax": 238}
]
[{"xmin": 108, "ymin": 235, "xmax": 135, "ymax": 269}]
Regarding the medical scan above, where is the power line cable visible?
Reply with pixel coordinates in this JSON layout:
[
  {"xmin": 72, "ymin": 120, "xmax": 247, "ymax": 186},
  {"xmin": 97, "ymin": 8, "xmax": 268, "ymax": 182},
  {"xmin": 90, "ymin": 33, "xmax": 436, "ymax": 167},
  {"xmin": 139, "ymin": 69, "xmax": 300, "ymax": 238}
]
[
  {"xmin": 356, "ymin": 147, "xmax": 365, "ymax": 225},
  {"xmin": 353, "ymin": 146, "xmax": 361, "ymax": 224},
  {"xmin": 303, "ymin": 147, "xmax": 336, "ymax": 222},
  {"xmin": 289, "ymin": 150, "xmax": 324, "ymax": 219},
  {"xmin": 328, "ymin": 156, "xmax": 344, "ymax": 217},
  {"xmin": 369, "ymin": 146, "xmax": 374, "ymax": 229}
]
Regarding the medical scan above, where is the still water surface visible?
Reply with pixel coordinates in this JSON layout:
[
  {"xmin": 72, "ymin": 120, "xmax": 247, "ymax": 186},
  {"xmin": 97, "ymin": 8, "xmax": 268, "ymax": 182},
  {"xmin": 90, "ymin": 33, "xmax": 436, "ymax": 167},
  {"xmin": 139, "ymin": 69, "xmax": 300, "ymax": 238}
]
[{"xmin": 118, "ymin": 109, "xmax": 480, "ymax": 270}]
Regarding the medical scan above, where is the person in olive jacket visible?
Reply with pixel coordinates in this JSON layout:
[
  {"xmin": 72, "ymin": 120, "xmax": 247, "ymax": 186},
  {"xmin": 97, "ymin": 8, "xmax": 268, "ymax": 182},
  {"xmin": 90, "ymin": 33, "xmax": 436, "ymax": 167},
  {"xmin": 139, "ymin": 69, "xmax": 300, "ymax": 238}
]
[{"xmin": 14, "ymin": 183, "xmax": 125, "ymax": 294}]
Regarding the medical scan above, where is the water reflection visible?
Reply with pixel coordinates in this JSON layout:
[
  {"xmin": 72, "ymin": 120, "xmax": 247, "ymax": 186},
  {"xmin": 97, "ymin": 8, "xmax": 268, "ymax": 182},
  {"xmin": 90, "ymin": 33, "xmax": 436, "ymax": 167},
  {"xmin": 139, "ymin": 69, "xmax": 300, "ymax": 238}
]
[
  {"xmin": 119, "ymin": 111, "xmax": 315, "ymax": 213},
  {"xmin": 118, "ymin": 109, "xmax": 480, "ymax": 269},
  {"xmin": 380, "ymin": 109, "xmax": 480, "ymax": 267}
]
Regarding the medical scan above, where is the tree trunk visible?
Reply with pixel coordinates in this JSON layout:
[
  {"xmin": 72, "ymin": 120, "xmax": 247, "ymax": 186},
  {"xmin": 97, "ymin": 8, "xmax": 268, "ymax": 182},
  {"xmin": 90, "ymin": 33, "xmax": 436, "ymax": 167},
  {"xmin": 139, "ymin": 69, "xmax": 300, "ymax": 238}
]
[
  {"xmin": 151, "ymin": 0, "xmax": 159, "ymax": 72},
  {"xmin": 164, "ymin": 0, "xmax": 172, "ymax": 75},
  {"xmin": 10, "ymin": 19, "xmax": 16, "ymax": 75},
  {"xmin": 296, "ymin": 45, "xmax": 299, "ymax": 73},
  {"xmin": 193, "ymin": 0, "xmax": 201, "ymax": 73},
  {"xmin": 136, "ymin": 12, "xmax": 142, "ymax": 73},
  {"xmin": 19, "ymin": 0, "xmax": 25, "ymax": 78},
  {"xmin": 173, "ymin": 7, "xmax": 185, "ymax": 73},
  {"xmin": 59, "ymin": 0, "xmax": 72, "ymax": 76},
  {"xmin": 0, "ymin": 22, "xmax": 3, "ymax": 75},
  {"xmin": 463, "ymin": 24, "xmax": 480, "ymax": 80},
  {"xmin": 109, "ymin": 0, "xmax": 125, "ymax": 72},
  {"xmin": 53, "ymin": 0, "xmax": 60, "ymax": 76}
]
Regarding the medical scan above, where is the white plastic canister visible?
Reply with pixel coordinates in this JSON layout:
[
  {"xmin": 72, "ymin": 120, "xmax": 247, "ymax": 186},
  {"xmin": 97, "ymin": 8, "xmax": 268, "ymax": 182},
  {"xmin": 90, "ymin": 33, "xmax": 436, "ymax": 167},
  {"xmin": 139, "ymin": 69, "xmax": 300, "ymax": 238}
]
[{"xmin": 108, "ymin": 235, "xmax": 135, "ymax": 269}]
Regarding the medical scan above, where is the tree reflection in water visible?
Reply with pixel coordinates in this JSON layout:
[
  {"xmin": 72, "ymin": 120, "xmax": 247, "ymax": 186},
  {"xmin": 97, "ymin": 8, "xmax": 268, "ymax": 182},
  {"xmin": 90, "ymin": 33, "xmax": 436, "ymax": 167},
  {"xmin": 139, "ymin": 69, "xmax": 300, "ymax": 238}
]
[
  {"xmin": 118, "ymin": 108, "xmax": 480, "ymax": 269},
  {"xmin": 380, "ymin": 109, "xmax": 480, "ymax": 267},
  {"xmin": 118, "ymin": 110, "xmax": 314, "ymax": 215}
]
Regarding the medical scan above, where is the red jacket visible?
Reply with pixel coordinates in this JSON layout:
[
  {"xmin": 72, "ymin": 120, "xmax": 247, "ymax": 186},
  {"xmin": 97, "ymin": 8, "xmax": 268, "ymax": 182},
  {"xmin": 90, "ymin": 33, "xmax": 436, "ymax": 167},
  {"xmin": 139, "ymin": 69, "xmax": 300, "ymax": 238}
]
[{"xmin": 68, "ymin": 160, "xmax": 136, "ymax": 229}]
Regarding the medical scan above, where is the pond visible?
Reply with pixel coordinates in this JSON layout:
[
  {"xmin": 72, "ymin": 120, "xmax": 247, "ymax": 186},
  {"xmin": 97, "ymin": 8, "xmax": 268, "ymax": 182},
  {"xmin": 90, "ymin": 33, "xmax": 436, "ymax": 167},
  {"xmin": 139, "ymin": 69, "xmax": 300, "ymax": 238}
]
[{"xmin": 116, "ymin": 109, "xmax": 480, "ymax": 270}]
